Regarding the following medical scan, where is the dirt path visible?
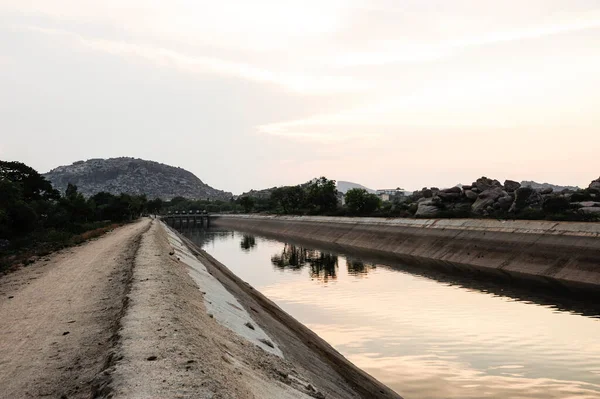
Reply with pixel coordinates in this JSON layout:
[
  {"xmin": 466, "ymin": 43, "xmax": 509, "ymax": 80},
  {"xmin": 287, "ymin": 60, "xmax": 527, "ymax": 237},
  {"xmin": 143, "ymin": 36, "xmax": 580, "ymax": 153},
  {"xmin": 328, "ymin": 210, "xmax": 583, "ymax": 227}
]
[{"xmin": 0, "ymin": 219, "xmax": 150, "ymax": 399}]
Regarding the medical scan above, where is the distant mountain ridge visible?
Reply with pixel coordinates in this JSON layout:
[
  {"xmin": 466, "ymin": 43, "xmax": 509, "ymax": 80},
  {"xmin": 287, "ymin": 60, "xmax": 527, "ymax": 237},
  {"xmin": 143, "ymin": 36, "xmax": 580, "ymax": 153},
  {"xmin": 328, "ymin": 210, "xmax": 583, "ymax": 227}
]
[
  {"xmin": 520, "ymin": 181, "xmax": 580, "ymax": 192},
  {"xmin": 336, "ymin": 181, "xmax": 375, "ymax": 194},
  {"xmin": 44, "ymin": 157, "xmax": 232, "ymax": 200}
]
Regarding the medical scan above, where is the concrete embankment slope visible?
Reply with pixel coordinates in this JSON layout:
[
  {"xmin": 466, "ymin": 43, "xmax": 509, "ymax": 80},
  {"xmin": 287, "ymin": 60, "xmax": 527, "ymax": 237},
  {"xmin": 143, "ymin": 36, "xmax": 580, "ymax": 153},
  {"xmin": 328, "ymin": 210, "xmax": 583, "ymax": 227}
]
[
  {"xmin": 107, "ymin": 220, "xmax": 400, "ymax": 399},
  {"xmin": 212, "ymin": 215, "xmax": 600, "ymax": 291}
]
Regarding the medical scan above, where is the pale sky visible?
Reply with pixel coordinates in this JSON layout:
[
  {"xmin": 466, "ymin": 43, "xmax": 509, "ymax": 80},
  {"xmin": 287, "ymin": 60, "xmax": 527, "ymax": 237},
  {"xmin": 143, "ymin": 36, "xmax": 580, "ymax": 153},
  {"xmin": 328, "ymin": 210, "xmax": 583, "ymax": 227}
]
[{"xmin": 1, "ymin": 1, "xmax": 599, "ymax": 193}]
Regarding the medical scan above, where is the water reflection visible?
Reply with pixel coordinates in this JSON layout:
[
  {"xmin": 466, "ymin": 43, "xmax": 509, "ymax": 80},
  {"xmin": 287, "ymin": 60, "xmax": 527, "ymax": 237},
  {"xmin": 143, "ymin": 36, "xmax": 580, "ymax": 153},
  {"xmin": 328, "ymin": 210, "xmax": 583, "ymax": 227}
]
[
  {"xmin": 240, "ymin": 234, "xmax": 256, "ymax": 251},
  {"xmin": 270, "ymin": 244, "xmax": 339, "ymax": 282},
  {"xmin": 180, "ymin": 227, "xmax": 600, "ymax": 399},
  {"xmin": 346, "ymin": 258, "xmax": 377, "ymax": 277}
]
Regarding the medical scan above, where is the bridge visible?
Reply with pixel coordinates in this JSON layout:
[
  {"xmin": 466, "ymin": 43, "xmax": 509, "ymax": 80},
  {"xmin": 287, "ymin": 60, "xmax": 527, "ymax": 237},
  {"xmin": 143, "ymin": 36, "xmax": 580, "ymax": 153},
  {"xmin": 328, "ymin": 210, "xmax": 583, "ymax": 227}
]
[{"xmin": 162, "ymin": 213, "xmax": 212, "ymax": 228}]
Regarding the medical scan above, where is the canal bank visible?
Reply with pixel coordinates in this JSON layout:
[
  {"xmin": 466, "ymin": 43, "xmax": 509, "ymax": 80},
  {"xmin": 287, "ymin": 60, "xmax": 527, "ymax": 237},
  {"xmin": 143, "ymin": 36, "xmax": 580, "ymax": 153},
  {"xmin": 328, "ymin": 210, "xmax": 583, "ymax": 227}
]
[
  {"xmin": 127, "ymin": 221, "xmax": 401, "ymax": 399},
  {"xmin": 211, "ymin": 215, "xmax": 600, "ymax": 292}
]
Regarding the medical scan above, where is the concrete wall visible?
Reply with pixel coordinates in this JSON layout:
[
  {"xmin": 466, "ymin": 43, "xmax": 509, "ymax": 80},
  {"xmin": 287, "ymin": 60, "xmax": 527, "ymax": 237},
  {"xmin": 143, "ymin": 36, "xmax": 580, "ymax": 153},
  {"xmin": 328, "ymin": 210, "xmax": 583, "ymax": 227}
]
[{"xmin": 212, "ymin": 215, "xmax": 600, "ymax": 291}]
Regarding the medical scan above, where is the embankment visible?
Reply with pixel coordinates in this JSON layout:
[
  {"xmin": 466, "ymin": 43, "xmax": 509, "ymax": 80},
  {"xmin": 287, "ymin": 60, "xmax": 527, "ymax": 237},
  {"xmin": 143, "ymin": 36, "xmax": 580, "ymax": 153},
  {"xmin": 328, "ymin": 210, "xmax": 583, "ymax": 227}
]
[
  {"xmin": 107, "ymin": 220, "xmax": 400, "ymax": 399},
  {"xmin": 212, "ymin": 215, "xmax": 600, "ymax": 292}
]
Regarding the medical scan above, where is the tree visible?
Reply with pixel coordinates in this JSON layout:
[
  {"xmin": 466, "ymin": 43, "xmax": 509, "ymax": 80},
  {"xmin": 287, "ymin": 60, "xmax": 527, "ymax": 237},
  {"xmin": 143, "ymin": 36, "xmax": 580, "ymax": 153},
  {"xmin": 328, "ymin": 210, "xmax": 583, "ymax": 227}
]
[
  {"xmin": 0, "ymin": 161, "xmax": 59, "ymax": 201},
  {"xmin": 147, "ymin": 198, "xmax": 163, "ymax": 215},
  {"xmin": 239, "ymin": 196, "xmax": 255, "ymax": 213},
  {"xmin": 271, "ymin": 186, "xmax": 306, "ymax": 214},
  {"xmin": 345, "ymin": 188, "xmax": 381, "ymax": 215},
  {"xmin": 306, "ymin": 177, "xmax": 338, "ymax": 213}
]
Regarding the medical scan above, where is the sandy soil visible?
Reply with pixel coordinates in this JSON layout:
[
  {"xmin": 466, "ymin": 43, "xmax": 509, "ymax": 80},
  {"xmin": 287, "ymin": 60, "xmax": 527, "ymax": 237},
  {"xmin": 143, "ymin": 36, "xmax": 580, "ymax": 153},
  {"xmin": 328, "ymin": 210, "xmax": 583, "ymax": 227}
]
[{"xmin": 0, "ymin": 219, "xmax": 150, "ymax": 399}]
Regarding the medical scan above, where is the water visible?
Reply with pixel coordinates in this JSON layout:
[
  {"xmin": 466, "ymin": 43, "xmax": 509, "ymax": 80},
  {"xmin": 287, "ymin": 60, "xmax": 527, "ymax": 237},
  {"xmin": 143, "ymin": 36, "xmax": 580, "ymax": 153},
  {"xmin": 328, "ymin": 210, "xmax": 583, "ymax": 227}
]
[{"xmin": 183, "ymin": 228, "xmax": 600, "ymax": 399}]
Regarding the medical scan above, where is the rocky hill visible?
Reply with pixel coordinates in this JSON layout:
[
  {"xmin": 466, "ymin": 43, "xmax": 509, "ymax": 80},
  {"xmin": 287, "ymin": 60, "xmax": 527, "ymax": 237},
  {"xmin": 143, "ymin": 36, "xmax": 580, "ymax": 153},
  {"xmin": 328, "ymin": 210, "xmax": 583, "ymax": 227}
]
[
  {"xmin": 44, "ymin": 158, "xmax": 232, "ymax": 200},
  {"xmin": 336, "ymin": 181, "xmax": 375, "ymax": 194}
]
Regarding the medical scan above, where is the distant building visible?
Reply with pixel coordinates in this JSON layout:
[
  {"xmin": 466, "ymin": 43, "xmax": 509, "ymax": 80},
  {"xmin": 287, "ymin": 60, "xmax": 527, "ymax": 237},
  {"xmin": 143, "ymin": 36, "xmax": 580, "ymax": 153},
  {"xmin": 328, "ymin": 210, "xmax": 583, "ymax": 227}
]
[
  {"xmin": 376, "ymin": 188, "xmax": 406, "ymax": 202},
  {"xmin": 337, "ymin": 191, "xmax": 346, "ymax": 206}
]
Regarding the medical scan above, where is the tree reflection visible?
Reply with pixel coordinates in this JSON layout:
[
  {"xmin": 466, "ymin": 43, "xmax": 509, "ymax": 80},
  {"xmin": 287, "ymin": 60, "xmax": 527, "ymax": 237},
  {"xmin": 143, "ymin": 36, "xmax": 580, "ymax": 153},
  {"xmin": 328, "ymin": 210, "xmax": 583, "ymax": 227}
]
[
  {"xmin": 240, "ymin": 234, "xmax": 257, "ymax": 251},
  {"xmin": 346, "ymin": 258, "xmax": 376, "ymax": 277},
  {"xmin": 271, "ymin": 244, "xmax": 306, "ymax": 270},
  {"xmin": 271, "ymin": 245, "xmax": 338, "ymax": 282},
  {"xmin": 307, "ymin": 252, "xmax": 338, "ymax": 283}
]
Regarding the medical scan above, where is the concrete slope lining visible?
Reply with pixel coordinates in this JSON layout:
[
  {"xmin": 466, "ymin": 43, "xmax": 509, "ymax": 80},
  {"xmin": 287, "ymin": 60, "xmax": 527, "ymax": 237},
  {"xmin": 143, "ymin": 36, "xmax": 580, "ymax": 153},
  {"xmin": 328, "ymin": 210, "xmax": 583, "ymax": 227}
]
[
  {"xmin": 164, "ymin": 223, "xmax": 284, "ymax": 357},
  {"xmin": 211, "ymin": 215, "xmax": 600, "ymax": 292}
]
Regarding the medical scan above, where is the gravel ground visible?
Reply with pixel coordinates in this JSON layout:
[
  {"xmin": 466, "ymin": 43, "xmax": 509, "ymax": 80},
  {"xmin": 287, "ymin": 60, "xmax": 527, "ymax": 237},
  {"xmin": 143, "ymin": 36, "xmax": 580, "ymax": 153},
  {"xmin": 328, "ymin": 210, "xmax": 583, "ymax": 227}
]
[{"xmin": 0, "ymin": 219, "xmax": 150, "ymax": 399}]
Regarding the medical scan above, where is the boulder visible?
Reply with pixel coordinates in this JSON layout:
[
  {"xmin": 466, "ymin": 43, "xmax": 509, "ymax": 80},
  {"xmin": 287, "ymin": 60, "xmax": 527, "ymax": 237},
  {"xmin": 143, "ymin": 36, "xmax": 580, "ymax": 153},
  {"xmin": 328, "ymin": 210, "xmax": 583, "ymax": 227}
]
[
  {"xmin": 415, "ymin": 200, "xmax": 439, "ymax": 217},
  {"xmin": 438, "ymin": 192, "xmax": 462, "ymax": 201},
  {"xmin": 472, "ymin": 187, "xmax": 504, "ymax": 213},
  {"xmin": 462, "ymin": 185, "xmax": 472, "ymax": 190},
  {"xmin": 422, "ymin": 189, "xmax": 433, "ymax": 198},
  {"xmin": 576, "ymin": 201, "xmax": 600, "ymax": 208},
  {"xmin": 540, "ymin": 187, "xmax": 553, "ymax": 195},
  {"xmin": 580, "ymin": 207, "xmax": 600, "ymax": 214},
  {"xmin": 503, "ymin": 180, "xmax": 521, "ymax": 192},
  {"xmin": 496, "ymin": 195, "xmax": 514, "ymax": 210},
  {"xmin": 589, "ymin": 178, "xmax": 600, "ymax": 192},
  {"xmin": 474, "ymin": 177, "xmax": 502, "ymax": 192},
  {"xmin": 441, "ymin": 186, "xmax": 462, "ymax": 194},
  {"xmin": 464, "ymin": 190, "xmax": 478, "ymax": 200}
]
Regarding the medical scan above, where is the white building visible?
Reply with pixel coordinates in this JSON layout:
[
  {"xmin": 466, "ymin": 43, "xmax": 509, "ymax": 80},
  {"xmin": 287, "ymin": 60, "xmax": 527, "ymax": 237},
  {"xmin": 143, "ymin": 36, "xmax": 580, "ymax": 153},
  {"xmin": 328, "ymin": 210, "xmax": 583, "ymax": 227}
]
[{"xmin": 376, "ymin": 188, "xmax": 406, "ymax": 202}]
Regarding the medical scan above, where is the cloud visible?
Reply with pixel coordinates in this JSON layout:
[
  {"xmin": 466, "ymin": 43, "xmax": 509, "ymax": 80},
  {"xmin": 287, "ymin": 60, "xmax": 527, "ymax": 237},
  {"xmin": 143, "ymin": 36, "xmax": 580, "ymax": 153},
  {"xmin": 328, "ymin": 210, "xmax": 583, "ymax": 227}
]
[
  {"xmin": 19, "ymin": 25, "xmax": 372, "ymax": 95},
  {"xmin": 331, "ymin": 10, "xmax": 600, "ymax": 66}
]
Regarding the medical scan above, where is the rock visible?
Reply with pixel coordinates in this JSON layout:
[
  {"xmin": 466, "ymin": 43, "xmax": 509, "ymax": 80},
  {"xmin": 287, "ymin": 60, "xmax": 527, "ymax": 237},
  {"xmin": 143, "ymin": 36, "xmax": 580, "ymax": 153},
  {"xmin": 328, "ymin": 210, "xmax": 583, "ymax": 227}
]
[
  {"xmin": 464, "ymin": 190, "xmax": 478, "ymax": 200},
  {"xmin": 437, "ymin": 192, "xmax": 461, "ymax": 201},
  {"xmin": 540, "ymin": 187, "xmax": 553, "ymax": 195},
  {"xmin": 474, "ymin": 177, "xmax": 502, "ymax": 192},
  {"xmin": 503, "ymin": 180, "xmax": 521, "ymax": 192},
  {"xmin": 461, "ymin": 185, "xmax": 472, "ymax": 190},
  {"xmin": 422, "ymin": 189, "xmax": 433, "ymax": 198},
  {"xmin": 589, "ymin": 178, "xmax": 600, "ymax": 192},
  {"xmin": 441, "ymin": 186, "xmax": 462, "ymax": 194},
  {"xmin": 580, "ymin": 207, "xmax": 600, "ymax": 214},
  {"xmin": 147, "ymin": 355, "xmax": 158, "ymax": 361},
  {"xmin": 472, "ymin": 187, "xmax": 504, "ymax": 213},
  {"xmin": 496, "ymin": 195, "xmax": 514, "ymax": 210},
  {"xmin": 576, "ymin": 201, "xmax": 600, "ymax": 208},
  {"xmin": 415, "ymin": 200, "xmax": 439, "ymax": 217}
]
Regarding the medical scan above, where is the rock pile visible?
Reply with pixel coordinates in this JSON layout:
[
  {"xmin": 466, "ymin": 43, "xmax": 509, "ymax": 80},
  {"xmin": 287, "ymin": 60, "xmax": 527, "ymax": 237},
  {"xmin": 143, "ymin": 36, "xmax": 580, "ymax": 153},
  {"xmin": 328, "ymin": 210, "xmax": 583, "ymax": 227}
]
[{"xmin": 409, "ymin": 176, "xmax": 600, "ymax": 218}]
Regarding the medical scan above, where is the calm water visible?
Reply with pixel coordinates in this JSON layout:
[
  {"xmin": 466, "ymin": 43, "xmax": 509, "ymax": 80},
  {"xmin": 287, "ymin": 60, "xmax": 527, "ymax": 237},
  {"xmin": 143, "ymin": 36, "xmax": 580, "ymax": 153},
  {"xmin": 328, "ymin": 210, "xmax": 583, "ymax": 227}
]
[{"xmin": 183, "ymin": 228, "xmax": 600, "ymax": 399}]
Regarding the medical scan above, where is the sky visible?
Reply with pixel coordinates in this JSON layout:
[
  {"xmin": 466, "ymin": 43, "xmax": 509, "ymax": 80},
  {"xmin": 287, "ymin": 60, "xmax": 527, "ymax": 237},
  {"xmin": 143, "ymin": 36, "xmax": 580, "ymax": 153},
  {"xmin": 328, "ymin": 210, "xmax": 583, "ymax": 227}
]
[{"xmin": 1, "ymin": 1, "xmax": 599, "ymax": 194}]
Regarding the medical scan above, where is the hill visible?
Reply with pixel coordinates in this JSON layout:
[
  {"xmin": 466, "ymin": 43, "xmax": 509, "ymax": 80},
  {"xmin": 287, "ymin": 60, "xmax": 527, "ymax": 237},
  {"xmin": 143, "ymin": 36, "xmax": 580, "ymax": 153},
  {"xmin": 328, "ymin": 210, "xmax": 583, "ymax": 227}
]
[
  {"xmin": 336, "ymin": 181, "xmax": 375, "ymax": 194},
  {"xmin": 44, "ymin": 158, "xmax": 232, "ymax": 200}
]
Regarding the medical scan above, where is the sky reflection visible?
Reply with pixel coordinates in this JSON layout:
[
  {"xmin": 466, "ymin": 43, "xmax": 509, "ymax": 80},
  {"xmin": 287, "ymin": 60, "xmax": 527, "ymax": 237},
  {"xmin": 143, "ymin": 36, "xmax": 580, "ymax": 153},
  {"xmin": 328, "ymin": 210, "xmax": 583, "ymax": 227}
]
[{"xmin": 186, "ymin": 229, "xmax": 600, "ymax": 399}]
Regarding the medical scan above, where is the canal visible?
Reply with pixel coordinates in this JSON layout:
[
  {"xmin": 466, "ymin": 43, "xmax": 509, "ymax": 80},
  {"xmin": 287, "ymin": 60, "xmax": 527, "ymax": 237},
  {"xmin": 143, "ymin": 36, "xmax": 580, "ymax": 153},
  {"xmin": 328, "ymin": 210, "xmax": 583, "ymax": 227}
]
[{"xmin": 182, "ymin": 228, "xmax": 600, "ymax": 399}]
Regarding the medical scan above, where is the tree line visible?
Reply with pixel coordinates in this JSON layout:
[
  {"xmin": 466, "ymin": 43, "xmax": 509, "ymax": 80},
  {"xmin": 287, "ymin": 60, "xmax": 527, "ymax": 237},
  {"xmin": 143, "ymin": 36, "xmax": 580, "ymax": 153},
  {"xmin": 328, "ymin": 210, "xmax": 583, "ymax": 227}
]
[
  {"xmin": 0, "ymin": 161, "xmax": 163, "ymax": 267},
  {"xmin": 236, "ymin": 177, "xmax": 382, "ymax": 216}
]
